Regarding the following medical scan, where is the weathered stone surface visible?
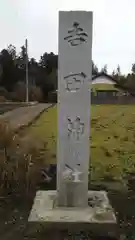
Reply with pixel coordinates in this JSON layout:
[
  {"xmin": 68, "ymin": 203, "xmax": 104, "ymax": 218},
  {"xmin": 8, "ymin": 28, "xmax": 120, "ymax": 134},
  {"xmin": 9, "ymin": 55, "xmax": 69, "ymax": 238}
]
[
  {"xmin": 28, "ymin": 190, "xmax": 117, "ymax": 238},
  {"xmin": 57, "ymin": 11, "xmax": 93, "ymax": 207}
]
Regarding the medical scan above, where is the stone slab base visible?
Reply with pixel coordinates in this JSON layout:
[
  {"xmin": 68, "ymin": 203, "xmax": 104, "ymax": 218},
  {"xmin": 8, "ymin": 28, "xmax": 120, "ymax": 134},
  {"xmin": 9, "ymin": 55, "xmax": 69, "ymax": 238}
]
[{"xmin": 26, "ymin": 190, "xmax": 118, "ymax": 239}]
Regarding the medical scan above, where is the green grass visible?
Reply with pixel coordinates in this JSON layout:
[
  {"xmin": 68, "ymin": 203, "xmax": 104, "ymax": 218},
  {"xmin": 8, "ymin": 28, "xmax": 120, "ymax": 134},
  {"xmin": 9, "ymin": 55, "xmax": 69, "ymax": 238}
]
[{"xmin": 28, "ymin": 105, "xmax": 135, "ymax": 182}]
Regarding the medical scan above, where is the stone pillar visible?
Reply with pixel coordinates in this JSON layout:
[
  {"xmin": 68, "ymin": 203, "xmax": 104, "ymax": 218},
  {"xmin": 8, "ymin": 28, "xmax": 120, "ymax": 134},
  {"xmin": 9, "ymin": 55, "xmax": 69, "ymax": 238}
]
[{"xmin": 57, "ymin": 11, "xmax": 93, "ymax": 207}]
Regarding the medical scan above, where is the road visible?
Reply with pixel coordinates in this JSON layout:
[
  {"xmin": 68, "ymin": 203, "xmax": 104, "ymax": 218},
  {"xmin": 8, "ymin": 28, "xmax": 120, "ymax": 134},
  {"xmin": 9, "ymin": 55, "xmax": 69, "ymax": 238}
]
[{"xmin": 0, "ymin": 103, "xmax": 52, "ymax": 131}]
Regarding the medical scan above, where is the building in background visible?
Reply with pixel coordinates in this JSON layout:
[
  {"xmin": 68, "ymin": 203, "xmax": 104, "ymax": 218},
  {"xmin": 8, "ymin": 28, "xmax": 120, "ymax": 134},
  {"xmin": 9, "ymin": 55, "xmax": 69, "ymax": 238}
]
[
  {"xmin": 92, "ymin": 73, "xmax": 115, "ymax": 85},
  {"xmin": 91, "ymin": 73, "xmax": 129, "ymax": 97}
]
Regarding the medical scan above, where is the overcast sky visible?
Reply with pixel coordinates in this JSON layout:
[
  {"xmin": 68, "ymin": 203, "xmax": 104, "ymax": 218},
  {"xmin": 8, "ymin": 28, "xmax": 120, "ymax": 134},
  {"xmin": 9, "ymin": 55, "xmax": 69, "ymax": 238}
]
[{"xmin": 0, "ymin": 0, "xmax": 135, "ymax": 74}]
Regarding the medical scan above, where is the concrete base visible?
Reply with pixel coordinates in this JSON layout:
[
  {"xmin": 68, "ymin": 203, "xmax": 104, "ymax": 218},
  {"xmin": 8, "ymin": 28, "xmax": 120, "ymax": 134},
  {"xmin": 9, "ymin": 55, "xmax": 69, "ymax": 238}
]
[{"xmin": 27, "ymin": 190, "xmax": 117, "ymax": 239}]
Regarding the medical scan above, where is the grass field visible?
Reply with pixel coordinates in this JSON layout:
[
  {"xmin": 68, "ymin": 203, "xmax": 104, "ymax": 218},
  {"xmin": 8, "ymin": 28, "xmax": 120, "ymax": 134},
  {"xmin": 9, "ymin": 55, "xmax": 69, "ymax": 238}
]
[{"xmin": 29, "ymin": 104, "xmax": 135, "ymax": 182}]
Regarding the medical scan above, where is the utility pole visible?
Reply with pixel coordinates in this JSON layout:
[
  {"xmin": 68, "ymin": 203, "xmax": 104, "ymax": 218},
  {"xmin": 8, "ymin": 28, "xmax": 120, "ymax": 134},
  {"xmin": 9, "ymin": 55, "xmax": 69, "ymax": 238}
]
[{"xmin": 25, "ymin": 39, "xmax": 29, "ymax": 102}]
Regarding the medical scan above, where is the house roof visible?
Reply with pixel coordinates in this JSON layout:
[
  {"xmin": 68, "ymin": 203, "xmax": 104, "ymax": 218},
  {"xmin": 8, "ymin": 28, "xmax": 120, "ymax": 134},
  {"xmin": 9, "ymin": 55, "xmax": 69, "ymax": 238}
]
[{"xmin": 92, "ymin": 73, "xmax": 117, "ymax": 83}]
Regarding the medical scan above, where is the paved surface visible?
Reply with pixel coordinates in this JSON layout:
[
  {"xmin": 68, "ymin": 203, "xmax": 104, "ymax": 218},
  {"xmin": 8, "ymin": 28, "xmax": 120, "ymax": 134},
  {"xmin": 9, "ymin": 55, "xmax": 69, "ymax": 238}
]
[
  {"xmin": 0, "ymin": 106, "xmax": 19, "ymax": 115},
  {"xmin": 0, "ymin": 103, "xmax": 31, "ymax": 115},
  {"xmin": 0, "ymin": 103, "xmax": 52, "ymax": 131}
]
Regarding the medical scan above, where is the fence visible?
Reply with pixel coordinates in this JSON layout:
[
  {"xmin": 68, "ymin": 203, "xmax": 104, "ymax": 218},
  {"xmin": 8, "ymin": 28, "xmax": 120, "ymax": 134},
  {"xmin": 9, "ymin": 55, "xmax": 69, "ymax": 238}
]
[
  {"xmin": 91, "ymin": 92, "xmax": 135, "ymax": 104},
  {"xmin": 48, "ymin": 91, "xmax": 135, "ymax": 104}
]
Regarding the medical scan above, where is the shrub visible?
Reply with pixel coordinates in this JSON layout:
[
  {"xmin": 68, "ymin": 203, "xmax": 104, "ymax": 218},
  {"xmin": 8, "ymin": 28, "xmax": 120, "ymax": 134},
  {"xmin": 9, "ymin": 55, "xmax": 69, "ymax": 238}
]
[
  {"xmin": 10, "ymin": 92, "xmax": 17, "ymax": 101},
  {"xmin": 0, "ymin": 96, "xmax": 7, "ymax": 102},
  {"xmin": 29, "ymin": 85, "xmax": 43, "ymax": 102},
  {"xmin": 12, "ymin": 82, "xmax": 43, "ymax": 102},
  {"xmin": 13, "ymin": 81, "xmax": 26, "ymax": 101},
  {"xmin": 0, "ymin": 87, "xmax": 9, "ymax": 98},
  {"xmin": 0, "ymin": 87, "xmax": 9, "ymax": 101},
  {"xmin": 0, "ymin": 120, "xmax": 47, "ymax": 196}
]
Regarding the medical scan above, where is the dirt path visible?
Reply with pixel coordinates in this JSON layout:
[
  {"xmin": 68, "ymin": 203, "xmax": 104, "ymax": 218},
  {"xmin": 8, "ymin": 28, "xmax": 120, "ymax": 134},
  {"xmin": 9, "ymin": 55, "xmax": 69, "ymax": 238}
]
[{"xmin": 0, "ymin": 103, "xmax": 52, "ymax": 131}]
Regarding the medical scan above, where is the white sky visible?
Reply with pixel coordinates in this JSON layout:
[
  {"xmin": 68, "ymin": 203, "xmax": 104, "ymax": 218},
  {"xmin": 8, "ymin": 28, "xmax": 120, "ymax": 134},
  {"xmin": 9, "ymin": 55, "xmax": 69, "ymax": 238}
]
[{"xmin": 0, "ymin": 0, "xmax": 135, "ymax": 74}]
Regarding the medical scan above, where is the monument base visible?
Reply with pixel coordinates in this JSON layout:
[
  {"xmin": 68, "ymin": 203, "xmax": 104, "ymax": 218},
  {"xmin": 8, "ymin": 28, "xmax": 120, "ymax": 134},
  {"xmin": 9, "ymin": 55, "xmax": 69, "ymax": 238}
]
[{"xmin": 27, "ymin": 190, "xmax": 118, "ymax": 239}]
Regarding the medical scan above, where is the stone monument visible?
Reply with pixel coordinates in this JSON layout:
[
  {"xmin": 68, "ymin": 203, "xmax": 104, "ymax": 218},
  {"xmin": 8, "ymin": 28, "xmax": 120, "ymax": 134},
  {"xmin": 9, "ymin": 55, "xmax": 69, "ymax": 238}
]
[
  {"xmin": 28, "ymin": 11, "xmax": 117, "ymax": 240},
  {"xmin": 57, "ymin": 11, "xmax": 92, "ymax": 208}
]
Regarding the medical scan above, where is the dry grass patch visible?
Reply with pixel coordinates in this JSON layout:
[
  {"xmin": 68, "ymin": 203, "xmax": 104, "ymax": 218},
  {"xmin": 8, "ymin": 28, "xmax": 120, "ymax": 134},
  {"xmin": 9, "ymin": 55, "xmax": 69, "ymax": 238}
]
[{"xmin": 0, "ymin": 120, "xmax": 47, "ymax": 196}]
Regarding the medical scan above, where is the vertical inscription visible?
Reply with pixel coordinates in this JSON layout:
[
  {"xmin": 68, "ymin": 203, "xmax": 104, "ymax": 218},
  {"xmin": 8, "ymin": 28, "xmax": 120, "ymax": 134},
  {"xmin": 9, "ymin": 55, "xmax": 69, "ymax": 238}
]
[
  {"xmin": 67, "ymin": 116, "xmax": 85, "ymax": 141},
  {"xmin": 57, "ymin": 11, "xmax": 92, "ymax": 207},
  {"xmin": 62, "ymin": 164, "xmax": 82, "ymax": 182},
  {"xmin": 64, "ymin": 22, "xmax": 88, "ymax": 46},
  {"xmin": 64, "ymin": 72, "xmax": 87, "ymax": 92}
]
